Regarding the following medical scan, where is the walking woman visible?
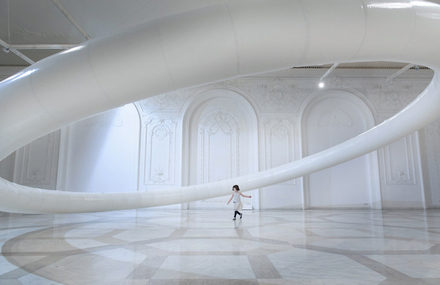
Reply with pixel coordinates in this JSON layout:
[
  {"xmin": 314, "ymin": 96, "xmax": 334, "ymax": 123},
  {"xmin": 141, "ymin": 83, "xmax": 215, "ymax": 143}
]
[{"xmin": 227, "ymin": 185, "xmax": 251, "ymax": 220}]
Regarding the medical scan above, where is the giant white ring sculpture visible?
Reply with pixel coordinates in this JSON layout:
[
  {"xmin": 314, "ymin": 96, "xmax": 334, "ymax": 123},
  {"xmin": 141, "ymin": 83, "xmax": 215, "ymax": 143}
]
[{"xmin": 1, "ymin": 0, "xmax": 440, "ymax": 213}]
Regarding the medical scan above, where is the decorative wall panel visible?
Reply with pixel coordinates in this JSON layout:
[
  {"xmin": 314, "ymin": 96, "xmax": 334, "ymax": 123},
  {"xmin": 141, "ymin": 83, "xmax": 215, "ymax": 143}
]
[
  {"xmin": 382, "ymin": 136, "xmax": 416, "ymax": 185},
  {"xmin": 378, "ymin": 132, "xmax": 424, "ymax": 208},
  {"xmin": 234, "ymin": 79, "xmax": 313, "ymax": 112},
  {"xmin": 184, "ymin": 90, "xmax": 258, "ymax": 209},
  {"xmin": 144, "ymin": 117, "xmax": 178, "ymax": 185},
  {"xmin": 138, "ymin": 90, "xmax": 189, "ymax": 112},
  {"xmin": 424, "ymin": 120, "xmax": 440, "ymax": 205},
  {"xmin": 263, "ymin": 117, "xmax": 295, "ymax": 184},
  {"xmin": 199, "ymin": 109, "xmax": 241, "ymax": 183},
  {"xmin": 364, "ymin": 80, "xmax": 425, "ymax": 112},
  {"xmin": 15, "ymin": 131, "xmax": 60, "ymax": 189},
  {"xmin": 317, "ymin": 108, "xmax": 353, "ymax": 128},
  {"xmin": 304, "ymin": 92, "xmax": 373, "ymax": 208}
]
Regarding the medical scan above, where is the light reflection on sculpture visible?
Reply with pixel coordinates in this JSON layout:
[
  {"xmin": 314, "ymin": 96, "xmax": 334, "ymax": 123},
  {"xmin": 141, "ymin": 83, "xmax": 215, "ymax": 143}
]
[{"xmin": 1, "ymin": 0, "xmax": 440, "ymax": 213}]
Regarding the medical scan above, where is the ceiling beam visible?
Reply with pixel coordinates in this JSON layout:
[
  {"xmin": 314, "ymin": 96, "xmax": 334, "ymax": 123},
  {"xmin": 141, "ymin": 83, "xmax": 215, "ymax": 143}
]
[
  {"xmin": 51, "ymin": 0, "xmax": 91, "ymax": 40},
  {"xmin": 385, "ymin": 63, "xmax": 415, "ymax": 82},
  {"xmin": 0, "ymin": 39, "xmax": 35, "ymax": 64},
  {"xmin": 320, "ymin": 62, "xmax": 340, "ymax": 82},
  {"xmin": 10, "ymin": 44, "xmax": 77, "ymax": 50}
]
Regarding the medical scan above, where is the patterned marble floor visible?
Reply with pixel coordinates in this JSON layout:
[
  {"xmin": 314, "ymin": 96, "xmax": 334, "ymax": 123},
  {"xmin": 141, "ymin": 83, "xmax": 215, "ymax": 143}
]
[{"xmin": 1, "ymin": 209, "xmax": 440, "ymax": 285}]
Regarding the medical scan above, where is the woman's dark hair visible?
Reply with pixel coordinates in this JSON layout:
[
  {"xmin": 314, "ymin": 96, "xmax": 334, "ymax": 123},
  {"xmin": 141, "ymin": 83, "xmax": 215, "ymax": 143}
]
[{"xmin": 232, "ymin": 185, "xmax": 240, "ymax": 191}]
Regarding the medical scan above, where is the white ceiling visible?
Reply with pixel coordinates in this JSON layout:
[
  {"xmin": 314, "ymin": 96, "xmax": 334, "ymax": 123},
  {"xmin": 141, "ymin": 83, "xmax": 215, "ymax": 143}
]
[{"xmin": 1, "ymin": 0, "xmax": 440, "ymax": 69}]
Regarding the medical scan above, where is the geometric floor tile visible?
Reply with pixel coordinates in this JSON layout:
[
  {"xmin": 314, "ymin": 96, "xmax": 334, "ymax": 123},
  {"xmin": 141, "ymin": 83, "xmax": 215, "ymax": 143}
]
[{"xmin": 1, "ymin": 209, "xmax": 440, "ymax": 284}]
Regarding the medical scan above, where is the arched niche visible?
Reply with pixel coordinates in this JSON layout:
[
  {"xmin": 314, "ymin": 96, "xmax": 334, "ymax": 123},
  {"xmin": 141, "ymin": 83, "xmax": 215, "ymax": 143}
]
[
  {"xmin": 182, "ymin": 88, "xmax": 259, "ymax": 209},
  {"xmin": 300, "ymin": 89, "xmax": 381, "ymax": 209}
]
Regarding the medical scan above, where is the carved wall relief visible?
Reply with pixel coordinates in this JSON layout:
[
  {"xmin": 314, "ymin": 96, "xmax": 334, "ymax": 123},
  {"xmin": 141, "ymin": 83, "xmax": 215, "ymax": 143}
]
[
  {"xmin": 15, "ymin": 131, "xmax": 60, "ymax": 189},
  {"xmin": 182, "ymin": 89, "xmax": 259, "ymax": 209},
  {"xmin": 138, "ymin": 90, "xmax": 189, "ymax": 112},
  {"xmin": 365, "ymin": 80, "xmax": 425, "ymax": 112},
  {"xmin": 234, "ymin": 79, "xmax": 312, "ymax": 112},
  {"xmin": 263, "ymin": 117, "xmax": 295, "ymax": 184},
  {"xmin": 303, "ymin": 92, "xmax": 374, "ymax": 208},
  {"xmin": 382, "ymin": 136, "xmax": 416, "ymax": 185},
  {"xmin": 326, "ymin": 76, "xmax": 342, "ymax": 88},
  {"xmin": 199, "ymin": 109, "xmax": 241, "ymax": 183},
  {"xmin": 144, "ymin": 117, "xmax": 178, "ymax": 184},
  {"xmin": 317, "ymin": 109, "xmax": 353, "ymax": 128}
]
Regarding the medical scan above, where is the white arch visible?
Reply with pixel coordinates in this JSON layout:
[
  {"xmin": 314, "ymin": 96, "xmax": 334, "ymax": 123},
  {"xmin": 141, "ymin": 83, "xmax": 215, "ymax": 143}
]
[
  {"xmin": 181, "ymin": 88, "xmax": 260, "ymax": 209},
  {"xmin": 300, "ymin": 89, "xmax": 381, "ymax": 209},
  {"xmin": 1, "ymin": 0, "xmax": 440, "ymax": 213}
]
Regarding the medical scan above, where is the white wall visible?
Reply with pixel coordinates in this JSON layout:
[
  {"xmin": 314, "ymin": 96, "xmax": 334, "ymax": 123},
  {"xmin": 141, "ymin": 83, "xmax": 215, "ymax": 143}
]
[
  {"xmin": 182, "ymin": 89, "xmax": 259, "ymax": 210},
  {"xmin": 0, "ymin": 153, "xmax": 15, "ymax": 183},
  {"xmin": 62, "ymin": 104, "xmax": 140, "ymax": 193},
  {"xmin": 302, "ymin": 90, "xmax": 376, "ymax": 209},
  {"xmin": 421, "ymin": 121, "xmax": 440, "ymax": 208},
  {"xmin": 1, "ymin": 68, "xmax": 439, "ymax": 209},
  {"xmin": 13, "ymin": 130, "xmax": 61, "ymax": 190}
]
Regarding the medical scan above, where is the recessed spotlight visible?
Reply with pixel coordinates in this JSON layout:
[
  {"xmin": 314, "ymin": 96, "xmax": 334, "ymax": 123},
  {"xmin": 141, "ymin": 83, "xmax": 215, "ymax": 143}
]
[{"xmin": 318, "ymin": 82, "xmax": 325, "ymax": 88}]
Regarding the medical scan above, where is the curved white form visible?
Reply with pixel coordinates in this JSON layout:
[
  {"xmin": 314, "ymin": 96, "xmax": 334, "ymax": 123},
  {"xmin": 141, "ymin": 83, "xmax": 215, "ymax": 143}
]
[{"xmin": 1, "ymin": 0, "xmax": 440, "ymax": 213}]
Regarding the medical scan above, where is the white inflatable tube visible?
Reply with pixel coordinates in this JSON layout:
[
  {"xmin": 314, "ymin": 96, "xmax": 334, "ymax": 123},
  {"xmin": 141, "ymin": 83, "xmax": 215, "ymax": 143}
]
[{"xmin": 1, "ymin": 0, "xmax": 440, "ymax": 213}]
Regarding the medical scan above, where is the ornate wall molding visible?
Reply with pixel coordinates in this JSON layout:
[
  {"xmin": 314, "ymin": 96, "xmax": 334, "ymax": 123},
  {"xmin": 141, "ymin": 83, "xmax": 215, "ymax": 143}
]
[
  {"xmin": 138, "ymin": 90, "xmax": 189, "ymax": 113},
  {"xmin": 199, "ymin": 109, "xmax": 241, "ymax": 182},
  {"xmin": 144, "ymin": 117, "xmax": 178, "ymax": 185},
  {"xmin": 263, "ymin": 117, "xmax": 296, "ymax": 184},
  {"xmin": 233, "ymin": 79, "xmax": 313, "ymax": 112},
  {"xmin": 181, "ymin": 89, "xmax": 259, "ymax": 209},
  {"xmin": 15, "ymin": 131, "xmax": 60, "ymax": 189},
  {"xmin": 317, "ymin": 108, "xmax": 353, "ymax": 128},
  {"xmin": 364, "ymin": 80, "xmax": 425, "ymax": 112},
  {"xmin": 152, "ymin": 76, "xmax": 423, "ymax": 119},
  {"xmin": 382, "ymin": 135, "xmax": 417, "ymax": 185},
  {"xmin": 325, "ymin": 76, "xmax": 343, "ymax": 89}
]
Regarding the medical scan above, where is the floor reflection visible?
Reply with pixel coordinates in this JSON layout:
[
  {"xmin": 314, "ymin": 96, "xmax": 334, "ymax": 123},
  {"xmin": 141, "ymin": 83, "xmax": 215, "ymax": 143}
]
[{"xmin": 0, "ymin": 209, "xmax": 439, "ymax": 284}]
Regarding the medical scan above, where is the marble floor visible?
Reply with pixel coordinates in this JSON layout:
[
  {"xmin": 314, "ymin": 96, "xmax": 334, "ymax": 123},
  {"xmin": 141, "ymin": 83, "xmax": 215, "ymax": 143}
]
[{"xmin": 1, "ymin": 209, "xmax": 440, "ymax": 285}]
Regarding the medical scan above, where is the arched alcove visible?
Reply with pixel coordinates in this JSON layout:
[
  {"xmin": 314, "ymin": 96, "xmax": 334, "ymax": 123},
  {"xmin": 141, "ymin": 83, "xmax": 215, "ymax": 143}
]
[
  {"xmin": 300, "ymin": 89, "xmax": 381, "ymax": 209},
  {"xmin": 182, "ymin": 89, "xmax": 259, "ymax": 209}
]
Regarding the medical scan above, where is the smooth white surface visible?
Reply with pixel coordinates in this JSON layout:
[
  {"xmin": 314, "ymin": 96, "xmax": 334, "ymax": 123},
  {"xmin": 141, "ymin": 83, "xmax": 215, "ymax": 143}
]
[
  {"xmin": 63, "ymin": 105, "xmax": 140, "ymax": 193},
  {"xmin": 1, "ymin": 0, "xmax": 440, "ymax": 213},
  {"xmin": 304, "ymin": 92, "xmax": 373, "ymax": 208}
]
